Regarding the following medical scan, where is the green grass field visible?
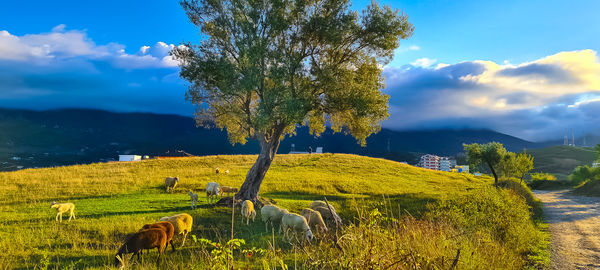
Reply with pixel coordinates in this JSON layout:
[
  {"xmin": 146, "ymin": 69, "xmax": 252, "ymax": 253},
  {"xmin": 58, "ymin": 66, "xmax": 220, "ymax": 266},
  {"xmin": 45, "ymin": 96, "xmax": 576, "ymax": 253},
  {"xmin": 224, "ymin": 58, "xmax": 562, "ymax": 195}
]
[
  {"xmin": 529, "ymin": 145, "xmax": 598, "ymax": 181},
  {"xmin": 0, "ymin": 153, "xmax": 548, "ymax": 269}
]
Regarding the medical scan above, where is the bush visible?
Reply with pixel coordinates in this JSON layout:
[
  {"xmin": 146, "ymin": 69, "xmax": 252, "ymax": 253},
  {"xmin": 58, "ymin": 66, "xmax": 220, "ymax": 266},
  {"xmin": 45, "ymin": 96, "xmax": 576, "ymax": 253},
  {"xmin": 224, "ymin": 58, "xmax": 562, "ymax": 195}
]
[
  {"xmin": 530, "ymin": 173, "xmax": 557, "ymax": 181},
  {"xmin": 569, "ymin": 165, "xmax": 600, "ymax": 186}
]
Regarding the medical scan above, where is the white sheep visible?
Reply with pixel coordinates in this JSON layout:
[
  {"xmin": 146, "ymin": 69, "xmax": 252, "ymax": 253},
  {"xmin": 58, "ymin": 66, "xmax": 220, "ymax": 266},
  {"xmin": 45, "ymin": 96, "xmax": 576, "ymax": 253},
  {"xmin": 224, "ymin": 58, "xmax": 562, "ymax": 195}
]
[
  {"xmin": 260, "ymin": 205, "xmax": 289, "ymax": 232},
  {"xmin": 225, "ymin": 170, "xmax": 230, "ymax": 175},
  {"xmin": 188, "ymin": 191, "xmax": 198, "ymax": 209},
  {"xmin": 300, "ymin": 208, "xmax": 328, "ymax": 233},
  {"xmin": 159, "ymin": 213, "xmax": 193, "ymax": 247},
  {"xmin": 281, "ymin": 213, "xmax": 313, "ymax": 242},
  {"xmin": 50, "ymin": 202, "xmax": 76, "ymax": 222},
  {"xmin": 240, "ymin": 200, "xmax": 256, "ymax": 225},
  {"xmin": 205, "ymin": 182, "xmax": 221, "ymax": 203},
  {"xmin": 165, "ymin": 177, "xmax": 179, "ymax": 193}
]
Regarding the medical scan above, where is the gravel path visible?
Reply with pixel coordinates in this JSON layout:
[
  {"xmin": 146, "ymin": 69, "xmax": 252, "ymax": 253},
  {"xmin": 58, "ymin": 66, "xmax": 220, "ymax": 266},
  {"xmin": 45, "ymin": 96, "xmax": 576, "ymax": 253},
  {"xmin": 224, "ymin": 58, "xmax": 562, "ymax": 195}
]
[{"xmin": 534, "ymin": 190, "xmax": 600, "ymax": 270}]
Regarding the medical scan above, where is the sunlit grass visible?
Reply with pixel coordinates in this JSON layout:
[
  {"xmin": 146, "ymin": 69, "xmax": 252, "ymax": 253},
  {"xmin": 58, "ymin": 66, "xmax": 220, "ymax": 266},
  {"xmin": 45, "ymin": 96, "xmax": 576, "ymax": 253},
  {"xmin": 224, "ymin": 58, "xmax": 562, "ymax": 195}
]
[{"xmin": 0, "ymin": 153, "xmax": 547, "ymax": 269}]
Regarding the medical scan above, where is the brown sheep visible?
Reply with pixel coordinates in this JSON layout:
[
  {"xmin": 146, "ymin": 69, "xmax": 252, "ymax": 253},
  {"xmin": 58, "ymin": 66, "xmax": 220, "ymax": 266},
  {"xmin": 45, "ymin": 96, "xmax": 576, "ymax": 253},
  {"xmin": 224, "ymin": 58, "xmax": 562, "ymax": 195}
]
[
  {"xmin": 220, "ymin": 186, "xmax": 238, "ymax": 197},
  {"xmin": 300, "ymin": 208, "xmax": 328, "ymax": 233},
  {"xmin": 165, "ymin": 177, "xmax": 179, "ymax": 193},
  {"xmin": 115, "ymin": 228, "xmax": 167, "ymax": 267},
  {"xmin": 140, "ymin": 221, "xmax": 176, "ymax": 253}
]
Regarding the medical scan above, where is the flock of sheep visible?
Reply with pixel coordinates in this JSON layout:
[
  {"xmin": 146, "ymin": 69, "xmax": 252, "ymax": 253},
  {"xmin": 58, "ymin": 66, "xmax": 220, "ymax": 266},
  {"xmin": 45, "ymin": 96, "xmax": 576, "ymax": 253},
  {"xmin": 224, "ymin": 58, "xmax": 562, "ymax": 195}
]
[{"xmin": 48, "ymin": 167, "xmax": 343, "ymax": 267}]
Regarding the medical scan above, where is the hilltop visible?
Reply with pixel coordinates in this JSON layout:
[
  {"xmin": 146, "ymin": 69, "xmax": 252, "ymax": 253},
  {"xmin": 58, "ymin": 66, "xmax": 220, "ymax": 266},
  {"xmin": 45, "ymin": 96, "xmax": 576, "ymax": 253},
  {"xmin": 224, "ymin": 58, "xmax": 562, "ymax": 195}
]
[
  {"xmin": 0, "ymin": 154, "xmax": 548, "ymax": 269},
  {"xmin": 0, "ymin": 108, "xmax": 544, "ymax": 170},
  {"xmin": 529, "ymin": 145, "xmax": 598, "ymax": 180}
]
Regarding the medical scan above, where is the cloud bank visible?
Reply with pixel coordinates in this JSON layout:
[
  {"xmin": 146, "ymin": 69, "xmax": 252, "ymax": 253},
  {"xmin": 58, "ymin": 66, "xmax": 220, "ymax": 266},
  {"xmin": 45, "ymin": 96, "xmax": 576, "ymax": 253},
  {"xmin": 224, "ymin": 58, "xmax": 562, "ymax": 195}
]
[
  {"xmin": 0, "ymin": 25, "xmax": 192, "ymax": 115},
  {"xmin": 1, "ymin": 26, "xmax": 599, "ymax": 141},
  {"xmin": 383, "ymin": 50, "xmax": 600, "ymax": 141}
]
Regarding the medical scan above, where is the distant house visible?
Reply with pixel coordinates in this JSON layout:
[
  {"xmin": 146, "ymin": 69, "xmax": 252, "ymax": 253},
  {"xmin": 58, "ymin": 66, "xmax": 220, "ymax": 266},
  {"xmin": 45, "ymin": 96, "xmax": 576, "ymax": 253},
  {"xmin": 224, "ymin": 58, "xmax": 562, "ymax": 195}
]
[
  {"xmin": 454, "ymin": 165, "xmax": 469, "ymax": 173},
  {"xmin": 593, "ymin": 162, "xmax": 600, "ymax": 168},
  {"xmin": 119, "ymin": 155, "xmax": 142, "ymax": 162},
  {"xmin": 419, "ymin": 154, "xmax": 440, "ymax": 170},
  {"xmin": 439, "ymin": 157, "xmax": 457, "ymax": 172},
  {"xmin": 315, "ymin": 147, "xmax": 323, "ymax": 153}
]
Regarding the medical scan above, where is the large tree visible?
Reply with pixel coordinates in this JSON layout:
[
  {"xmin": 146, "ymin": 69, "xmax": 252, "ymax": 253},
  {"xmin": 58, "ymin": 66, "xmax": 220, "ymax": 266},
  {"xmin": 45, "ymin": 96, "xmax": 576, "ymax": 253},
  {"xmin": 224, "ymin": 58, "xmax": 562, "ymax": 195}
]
[
  {"xmin": 464, "ymin": 142, "xmax": 507, "ymax": 185},
  {"xmin": 173, "ymin": 0, "xmax": 414, "ymax": 200}
]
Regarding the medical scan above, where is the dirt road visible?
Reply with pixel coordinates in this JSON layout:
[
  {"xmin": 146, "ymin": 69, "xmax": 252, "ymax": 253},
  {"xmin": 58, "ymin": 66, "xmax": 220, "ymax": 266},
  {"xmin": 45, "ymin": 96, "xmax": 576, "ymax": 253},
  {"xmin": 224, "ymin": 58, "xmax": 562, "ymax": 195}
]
[{"xmin": 534, "ymin": 190, "xmax": 600, "ymax": 269}]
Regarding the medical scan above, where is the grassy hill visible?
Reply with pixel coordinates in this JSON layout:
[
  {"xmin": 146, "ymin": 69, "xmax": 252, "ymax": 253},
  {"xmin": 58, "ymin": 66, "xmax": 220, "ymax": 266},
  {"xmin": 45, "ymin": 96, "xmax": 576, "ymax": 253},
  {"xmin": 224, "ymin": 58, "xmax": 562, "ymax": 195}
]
[
  {"xmin": 0, "ymin": 154, "xmax": 548, "ymax": 269},
  {"xmin": 529, "ymin": 145, "xmax": 598, "ymax": 180}
]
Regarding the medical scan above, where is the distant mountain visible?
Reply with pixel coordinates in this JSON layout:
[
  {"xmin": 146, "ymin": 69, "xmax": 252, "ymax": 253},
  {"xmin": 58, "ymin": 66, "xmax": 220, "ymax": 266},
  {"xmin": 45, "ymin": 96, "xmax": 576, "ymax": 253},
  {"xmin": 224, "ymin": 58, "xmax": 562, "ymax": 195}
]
[{"xmin": 0, "ymin": 108, "xmax": 549, "ymax": 170}]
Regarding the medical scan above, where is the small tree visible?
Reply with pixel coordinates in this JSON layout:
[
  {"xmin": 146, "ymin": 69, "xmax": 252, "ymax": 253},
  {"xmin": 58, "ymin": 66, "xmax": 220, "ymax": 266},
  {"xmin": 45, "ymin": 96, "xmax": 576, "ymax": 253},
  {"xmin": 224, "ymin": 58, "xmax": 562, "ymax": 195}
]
[
  {"xmin": 515, "ymin": 152, "xmax": 534, "ymax": 183},
  {"xmin": 464, "ymin": 142, "xmax": 507, "ymax": 185},
  {"xmin": 174, "ymin": 0, "xmax": 414, "ymax": 200}
]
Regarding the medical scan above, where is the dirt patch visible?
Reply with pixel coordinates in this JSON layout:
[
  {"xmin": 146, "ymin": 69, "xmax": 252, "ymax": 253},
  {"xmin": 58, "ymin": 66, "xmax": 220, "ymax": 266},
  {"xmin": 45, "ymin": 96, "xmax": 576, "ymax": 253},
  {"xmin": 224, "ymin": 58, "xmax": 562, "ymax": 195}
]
[{"xmin": 534, "ymin": 190, "xmax": 600, "ymax": 269}]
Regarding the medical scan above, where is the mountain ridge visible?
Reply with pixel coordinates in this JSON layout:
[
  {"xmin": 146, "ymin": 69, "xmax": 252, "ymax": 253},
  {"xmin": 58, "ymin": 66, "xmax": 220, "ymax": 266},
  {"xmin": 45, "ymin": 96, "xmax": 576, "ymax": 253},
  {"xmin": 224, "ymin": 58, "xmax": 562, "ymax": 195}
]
[{"xmin": 0, "ymin": 107, "xmax": 551, "ymax": 170}]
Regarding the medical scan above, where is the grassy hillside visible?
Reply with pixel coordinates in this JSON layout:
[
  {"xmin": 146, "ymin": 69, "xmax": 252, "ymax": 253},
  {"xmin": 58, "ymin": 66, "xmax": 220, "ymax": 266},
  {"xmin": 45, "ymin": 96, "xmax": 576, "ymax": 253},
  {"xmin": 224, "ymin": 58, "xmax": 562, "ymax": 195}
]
[
  {"xmin": 529, "ymin": 145, "xmax": 598, "ymax": 180},
  {"xmin": 0, "ymin": 154, "xmax": 548, "ymax": 269}
]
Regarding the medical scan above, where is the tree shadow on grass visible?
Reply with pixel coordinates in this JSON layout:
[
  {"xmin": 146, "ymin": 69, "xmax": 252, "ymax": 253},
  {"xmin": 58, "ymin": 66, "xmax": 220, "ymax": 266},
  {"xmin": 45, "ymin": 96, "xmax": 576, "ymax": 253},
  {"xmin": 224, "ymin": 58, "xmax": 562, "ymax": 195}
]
[{"xmin": 262, "ymin": 191, "xmax": 350, "ymax": 202}]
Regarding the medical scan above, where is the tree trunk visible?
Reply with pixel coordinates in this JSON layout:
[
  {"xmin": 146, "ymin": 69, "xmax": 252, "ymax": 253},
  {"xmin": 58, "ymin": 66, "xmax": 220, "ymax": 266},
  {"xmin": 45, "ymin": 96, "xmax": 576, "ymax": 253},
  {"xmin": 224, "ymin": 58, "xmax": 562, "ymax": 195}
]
[
  {"xmin": 235, "ymin": 131, "xmax": 282, "ymax": 201},
  {"xmin": 487, "ymin": 161, "xmax": 499, "ymax": 185}
]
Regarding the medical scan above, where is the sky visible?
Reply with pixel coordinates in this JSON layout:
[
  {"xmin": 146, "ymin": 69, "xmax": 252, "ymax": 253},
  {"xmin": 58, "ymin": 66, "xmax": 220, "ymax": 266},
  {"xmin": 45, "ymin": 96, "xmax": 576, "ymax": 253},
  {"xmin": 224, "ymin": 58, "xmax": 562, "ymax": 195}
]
[{"xmin": 0, "ymin": 0, "xmax": 599, "ymax": 142}]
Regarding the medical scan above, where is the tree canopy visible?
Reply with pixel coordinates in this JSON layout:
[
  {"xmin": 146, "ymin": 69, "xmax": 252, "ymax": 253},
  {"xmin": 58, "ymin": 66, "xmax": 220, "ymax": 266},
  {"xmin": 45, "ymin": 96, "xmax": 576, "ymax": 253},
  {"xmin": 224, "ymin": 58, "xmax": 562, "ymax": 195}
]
[
  {"xmin": 464, "ymin": 142, "xmax": 507, "ymax": 185},
  {"xmin": 174, "ymin": 0, "xmax": 414, "ymax": 200}
]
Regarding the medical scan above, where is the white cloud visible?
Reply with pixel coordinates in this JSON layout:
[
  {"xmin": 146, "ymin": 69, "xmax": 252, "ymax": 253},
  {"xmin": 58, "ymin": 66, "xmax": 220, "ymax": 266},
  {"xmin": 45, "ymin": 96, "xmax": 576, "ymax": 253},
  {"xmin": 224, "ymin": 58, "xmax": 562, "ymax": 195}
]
[
  {"xmin": 384, "ymin": 50, "xmax": 600, "ymax": 140},
  {"xmin": 410, "ymin": 57, "xmax": 437, "ymax": 68},
  {"xmin": 0, "ymin": 26, "xmax": 181, "ymax": 69}
]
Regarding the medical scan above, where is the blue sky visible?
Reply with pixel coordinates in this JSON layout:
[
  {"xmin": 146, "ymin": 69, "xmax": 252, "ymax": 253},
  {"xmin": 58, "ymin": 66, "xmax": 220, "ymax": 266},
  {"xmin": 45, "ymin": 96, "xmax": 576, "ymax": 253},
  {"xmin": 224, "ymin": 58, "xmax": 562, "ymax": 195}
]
[{"xmin": 1, "ymin": 0, "xmax": 599, "ymax": 141}]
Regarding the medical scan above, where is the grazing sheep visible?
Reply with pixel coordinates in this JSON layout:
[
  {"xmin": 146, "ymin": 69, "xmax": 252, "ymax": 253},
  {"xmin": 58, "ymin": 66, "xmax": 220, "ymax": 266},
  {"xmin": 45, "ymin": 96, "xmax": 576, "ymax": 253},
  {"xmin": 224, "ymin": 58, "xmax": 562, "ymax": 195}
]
[
  {"xmin": 311, "ymin": 206, "xmax": 342, "ymax": 226},
  {"xmin": 300, "ymin": 208, "xmax": 328, "ymax": 233},
  {"xmin": 225, "ymin": 170, "xmax": 230, "ymax": 175},
  {"xmin": 260, "ymin": 205, "xmax": 289, "ymax": 232},
  {"xmin": 165, "ymin": 177, "xmax": 179, "ymax": 193},
  {"xmin": 205, "ymin": 182, "xmax": 221, "ymax": 203},
  {"xmin": 159, "ymin": 213, "xmax": 193, "ymax": 247},
  {"xmin": 50, "ymin": 202, "xmax": 75, "ymax": 222},
  {"xmin": 140, "ymin": 221, "xmax": 176, "ymax": 253},
  {"xmin": 310, "ymin": 200, "xmax": 337, "ymax": 212},
  {"xmin": 240, "ymin": 200, "xmax": 256, "ymax": 225},
  {"xmin": 188, "ymin": 191, "xmax": 198, "ymax": 209},
  {"xmin": 220, "ymin": 186, "xmax": 238, "ymax": 197},
  {"xmin": 215, "ymin": 167, "xmax": 220, "ymax": 174},
  {"xmin": 281, "ymin": 213, "xmax": 313, "ymax": 242},
  {"xmin": 115, "ymin": 228, "xmax": 167, "ymax": 267}
]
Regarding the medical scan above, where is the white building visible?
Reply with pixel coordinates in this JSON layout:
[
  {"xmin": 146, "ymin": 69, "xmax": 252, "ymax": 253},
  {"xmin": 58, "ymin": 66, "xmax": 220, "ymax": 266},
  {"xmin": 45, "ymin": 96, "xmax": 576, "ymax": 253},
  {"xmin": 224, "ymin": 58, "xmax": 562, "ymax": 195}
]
[
  {"xmin": 439, "ymin": 157, "xmax": 457, "ymax": 172},
  {"xmin": 419, "ymin": 154, "xmax": 440, "ymax": 170},
  {"xmin": 119, "ymin": 155, "xmax": 142, "ymax": 162},
  {"xmin": 593, "ymin": 162, "xmax": 600, "ymax": 168}
]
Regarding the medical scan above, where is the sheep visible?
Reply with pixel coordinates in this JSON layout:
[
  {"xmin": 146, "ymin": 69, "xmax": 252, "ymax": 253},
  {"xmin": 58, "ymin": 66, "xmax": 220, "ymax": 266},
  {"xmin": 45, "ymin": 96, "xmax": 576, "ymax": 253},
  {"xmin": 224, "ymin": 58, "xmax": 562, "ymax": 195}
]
[
  {"xmin": 215, "ymin": 167, "xmax": 220, "ymax": 174},
  {"xmin": 240, "ymin": 200, "xmax": 256, "ymax": 225},
  {"xmin": 188, "ymin": 191, "xmax": 198, "ymax": 209},
  {"xmin": 311, "ymin": 206, "xmax": 342, "ymax": 226},
  {"xmin": 115, "ymin": 228, "xmax": 167, "ymax": 267},
  {"xmin": 159, "ymin": 213, "xmax": 193, "ymax": 247},
  {"xmin": 281, "ymin": 213, "xmax": 313, "ymax": 242},
  {"xmin": 225, "ymin": 170, "xmax": 230, "ymax": 175},
  {"xmin": 220, "ymin": 186, "xmax": 238, "ymax": 197},
  {"xmin": 165, "ymin": 177, "xmax": 179, "ymax": 193},
  {"xmin": 300, "ymin": 208, "xmax": 328, "ymax": 233},
  {"xmin": 260, "ymin": 205, "xmax": 289, "ymax": 232},
  {"xmin": 140, "ymin": 221, "xmax": 176, "ymax": 253},
  {"xmin": 50, "ymin": 202, "xmax": 75, "ymax": 222},
  {"xmin": 206, "ymin": 182, "xmax": 221, "ymax": 203},
  {"xmin": 310, "ymin": 200, "xmax": 338, "ymax": 213}
]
